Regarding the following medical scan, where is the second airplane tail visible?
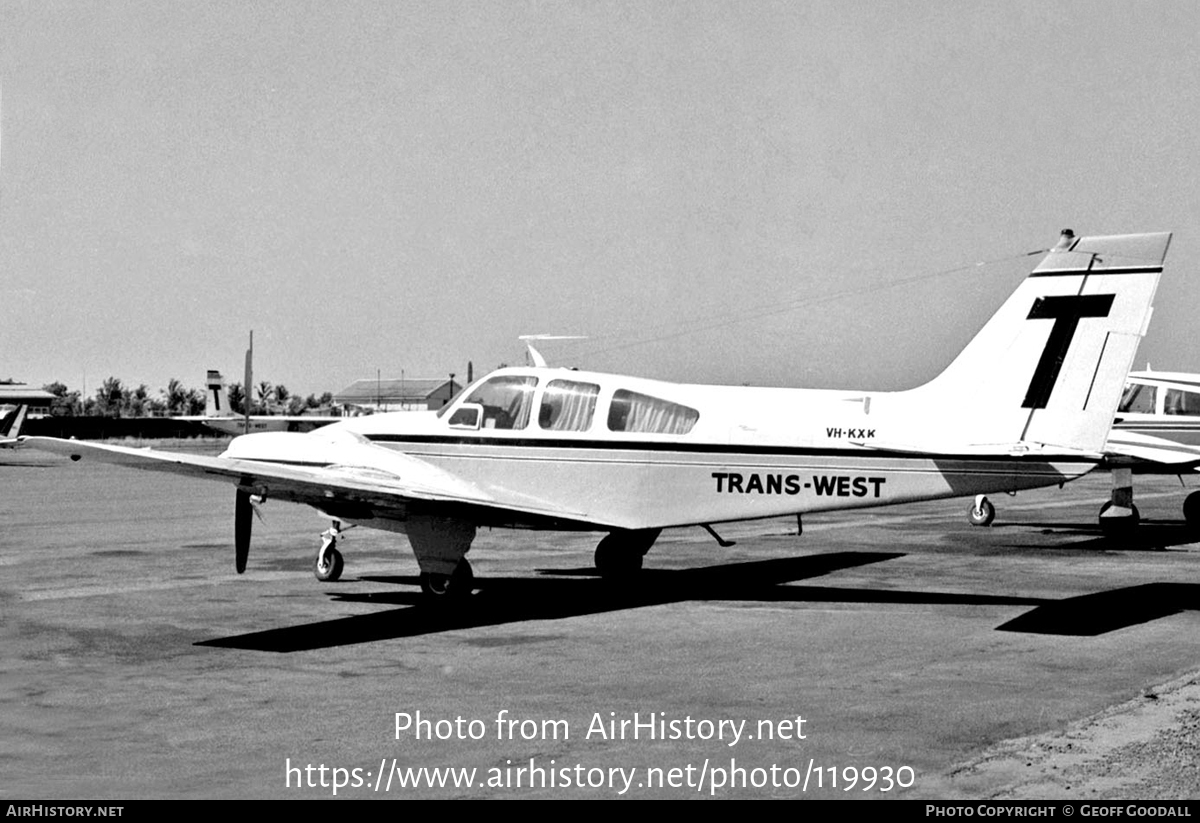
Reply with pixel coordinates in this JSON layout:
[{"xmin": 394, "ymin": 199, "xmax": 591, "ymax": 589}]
[
  {"xmin": 205, "ymin": 370, "xmax": 233, "ymax": 418},
  {"xmin": 900, "ymin": 229, "xmax": 1170, "ymax": 454},
  {"xmin": 0, "ymin": 404, "xmax": 28, "ymax": 440}
]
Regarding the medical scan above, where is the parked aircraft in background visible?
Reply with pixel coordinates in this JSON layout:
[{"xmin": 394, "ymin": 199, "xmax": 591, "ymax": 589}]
[
  {"xmin": 178, "ymin": 370, "xmax": 341, "ymax": 436},
  {"xmin": 969, "ymin": 369, "xmax": 1200, "ymax": 531},
  {"xmin": 175, "ymin": 332, "xmax": 339, "ymax": 436},
  {"xmin": 28, "ymin": 230, "xmax": 1170, "ymax": 609},
  {"xmin": 0, "ymin": 404, "xmax": 27, "ymax": 447}
]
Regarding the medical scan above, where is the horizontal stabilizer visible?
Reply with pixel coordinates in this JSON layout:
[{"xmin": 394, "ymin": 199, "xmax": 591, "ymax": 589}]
[{"xmin": 1105, "ymin": 430, "xmax": 1200, "ymax": 466}]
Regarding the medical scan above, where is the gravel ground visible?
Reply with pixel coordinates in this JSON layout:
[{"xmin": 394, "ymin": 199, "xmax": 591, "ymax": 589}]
[{"xmin": 944, "ymin": 672, "xmax": 1200, "ymax": 799}]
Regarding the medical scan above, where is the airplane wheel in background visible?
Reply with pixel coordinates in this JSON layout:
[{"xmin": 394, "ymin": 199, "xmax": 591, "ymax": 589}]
[
  {"xmin": 1184, "ymin": 492, "xmax": 1200, "ymax": 528},
  {"xmin": 968, "ymin": 497, "xmax": 996, "ymax": 527},
  {"xmin": 1098, "ymin": 501, "xmax": 1140, "ymax": 536},
  {"xmin": 420, "ymin": 559, "xmax": 474, "ymax": 600},
  {"xmin": 314, "ymin": 547, "xmax": 344, "ymax": 582}
]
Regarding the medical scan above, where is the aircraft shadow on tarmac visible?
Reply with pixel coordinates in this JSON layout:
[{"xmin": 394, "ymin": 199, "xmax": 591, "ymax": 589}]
[
  {"xmin": 990, "ymin": 519, "xmax": 1200, "ymax": 553},
  {"xmin": 997, "ymin": 582, "xmax": 1200, "ymax": 635},
  {"xmin": 194, "ymin": 550, "xmax": 1200, "ymax": 652}
]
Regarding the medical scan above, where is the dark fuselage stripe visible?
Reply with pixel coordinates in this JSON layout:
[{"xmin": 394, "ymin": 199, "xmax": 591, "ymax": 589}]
[{"xmin": 363, "ymin": 434, "xmax": 1095, "ymax": 463}]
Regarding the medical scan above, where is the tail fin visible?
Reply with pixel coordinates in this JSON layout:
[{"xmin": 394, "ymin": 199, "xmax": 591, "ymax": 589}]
[
  {"xmin": 903, "ymin": 229, "xmax": 1169, "ymax": 454},
  {"xmin": 205, "ymin": 371, "xmax": 232, "ymax": 418},
  {"xmin": 0, "ymin": 404, "xmax": 28, "ymax": 442}
]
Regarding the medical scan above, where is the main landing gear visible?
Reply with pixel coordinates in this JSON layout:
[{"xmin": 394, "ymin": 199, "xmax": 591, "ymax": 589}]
[
  {"xmin": 419, "ymin": 560, "xmax": 474, "ymax": 600},
  {"xmin": 1185, "ymin": 491, "xmax": 1200, "ymax": 528},
  {"xmin": 594, "ymin": 529, "xmax": 660, "ymax": 580},
  {"xmin": 406, "ymin": 516, "xmax": 478, "ymax": 602},
  {"xmin": 1098, "ymin": 468, "xmax": 1138, "ymax": 537}
]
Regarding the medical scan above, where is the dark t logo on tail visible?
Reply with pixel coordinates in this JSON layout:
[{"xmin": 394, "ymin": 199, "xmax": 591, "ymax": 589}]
[{"xmin": 1022, "ymin": 294, "xmax": 1115, "ymax": 409}]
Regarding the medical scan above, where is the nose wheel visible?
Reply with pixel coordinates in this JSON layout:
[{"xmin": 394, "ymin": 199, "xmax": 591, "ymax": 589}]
[
  {"xmin": 968, "ymin": 495, "xmax": 996, "ymax": 527},
  {"xmin": 314, "ymin": 521, "xmax": 349, "ymax": 582}
]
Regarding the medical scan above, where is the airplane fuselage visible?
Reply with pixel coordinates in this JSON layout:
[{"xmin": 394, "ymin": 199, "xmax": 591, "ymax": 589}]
[{"xmin": 225, "ymin": 367, "xmax": 1096, "ymax": 532}]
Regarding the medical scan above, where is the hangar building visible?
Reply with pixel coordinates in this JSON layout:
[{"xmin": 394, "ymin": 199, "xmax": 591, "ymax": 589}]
[{"xmin": 334, "ymin": 377, "xmax": 459, "ymax": 414}]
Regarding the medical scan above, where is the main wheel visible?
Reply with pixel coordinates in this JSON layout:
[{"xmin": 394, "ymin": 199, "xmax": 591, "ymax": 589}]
[
  {"xmin": 594, "ymin": 536, "xmax": 644, "ymax": 579},
  {"xmin": 968, "ymin": 497, "xmax": 996, "ymax": 527},
  {"xmin": 1098, "ymin": 501, "xmax": 1140, "ymax": 536},
  {"xmin": 314, "ymin": 547, "xmax": 344, "ymax": 582},
  {"xmin": 1183, "ymin": 491, "xmax": 1200, "ymax": 527},
  {"xmin": 420, "ymin": 559, "xmax": 474, "ymax": 600}
]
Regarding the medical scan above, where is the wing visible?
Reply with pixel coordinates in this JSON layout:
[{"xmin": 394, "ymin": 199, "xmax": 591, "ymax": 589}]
[{"xmin": 23, "ymin": 436, "xmax": 605, "ymax": 529}]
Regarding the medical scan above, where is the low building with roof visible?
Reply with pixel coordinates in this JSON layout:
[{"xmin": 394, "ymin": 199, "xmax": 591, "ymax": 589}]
[
  {"xmin": 333, "ymin": 377, "xmax": 460, "ymax": 414},
  {"xmin": 0, "ymin": 383, "xmax": 58, "ymax": 417}
]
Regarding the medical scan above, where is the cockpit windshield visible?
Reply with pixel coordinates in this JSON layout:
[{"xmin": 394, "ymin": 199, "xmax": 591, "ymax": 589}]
[{"xmin": 463, "ymin": 376, "xmax": 537, "ymax": 430}]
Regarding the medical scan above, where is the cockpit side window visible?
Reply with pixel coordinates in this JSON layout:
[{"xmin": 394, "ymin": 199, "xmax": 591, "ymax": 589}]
[
  {"xmin": 462, "ymin": 376, "xmax": 537, "ymax": 430},
  {"xmin": 1164, "ymin": 388, "xmax": 1200, "ymax": 417},
  {"xmin": 538, "ymin": 380, "xmax": 600, "ymax": 432},
  {"xmin": 1118, "ymin": 383, "xmax": 1156, "ymax": 414},
  {"xmin": 607, "ymin": 389, "xmax": 699, "ymax": 435}
]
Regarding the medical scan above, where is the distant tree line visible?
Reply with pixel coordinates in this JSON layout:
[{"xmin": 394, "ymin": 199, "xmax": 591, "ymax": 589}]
[{"xmin": 40, "ymin": 378, "xmax": 335, "ymax": 418}]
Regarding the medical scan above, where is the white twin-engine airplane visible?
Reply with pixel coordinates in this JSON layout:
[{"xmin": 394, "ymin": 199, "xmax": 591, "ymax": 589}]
[{"xmin": 28, "ymin": 230, "xmax": 1171, "ymax": 605}]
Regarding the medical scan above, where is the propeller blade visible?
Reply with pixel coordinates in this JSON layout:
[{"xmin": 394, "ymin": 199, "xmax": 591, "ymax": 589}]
[{"xmin": 235, "ymin": 489, "xmax": 252, "ymax": 573}]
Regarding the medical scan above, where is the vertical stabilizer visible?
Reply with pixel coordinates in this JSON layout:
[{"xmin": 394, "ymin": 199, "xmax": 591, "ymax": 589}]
[
  {"xmin": 0, "ymin": 404, "xmax": 27, "ymax": 440},
  {"xmin": 205, "ymin": 371, "xmax": 230, "ymax": 418},
  {"xmin": 900, "ymin": 230, "xmax": 1169, "ymax": 454}
]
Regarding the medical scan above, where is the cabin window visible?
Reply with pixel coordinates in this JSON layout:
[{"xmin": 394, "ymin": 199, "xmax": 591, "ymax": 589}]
[
  {"xmin": 462, "ymin": 376, "xmax": 537, "ymax": 430},
  {"xmin": 607, "ymin": 389, "xmax": 699, "ymax": 435},
  {"xmin": 538, "ymin": 380, "xmax": 600, "ymax": 432},
  {"xmin": 1118, "ymin": 383, "xmax": 1156, "ymax": 414},
  {"xmin": 1164, "ymin": 389, "xmax": 1200, "ymax": 417}
]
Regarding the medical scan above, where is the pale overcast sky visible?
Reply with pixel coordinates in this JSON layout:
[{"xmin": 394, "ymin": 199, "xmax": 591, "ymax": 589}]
[{"xmin": 2, "ymin": 1, "xmax": 1198, "ymax": 398}]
